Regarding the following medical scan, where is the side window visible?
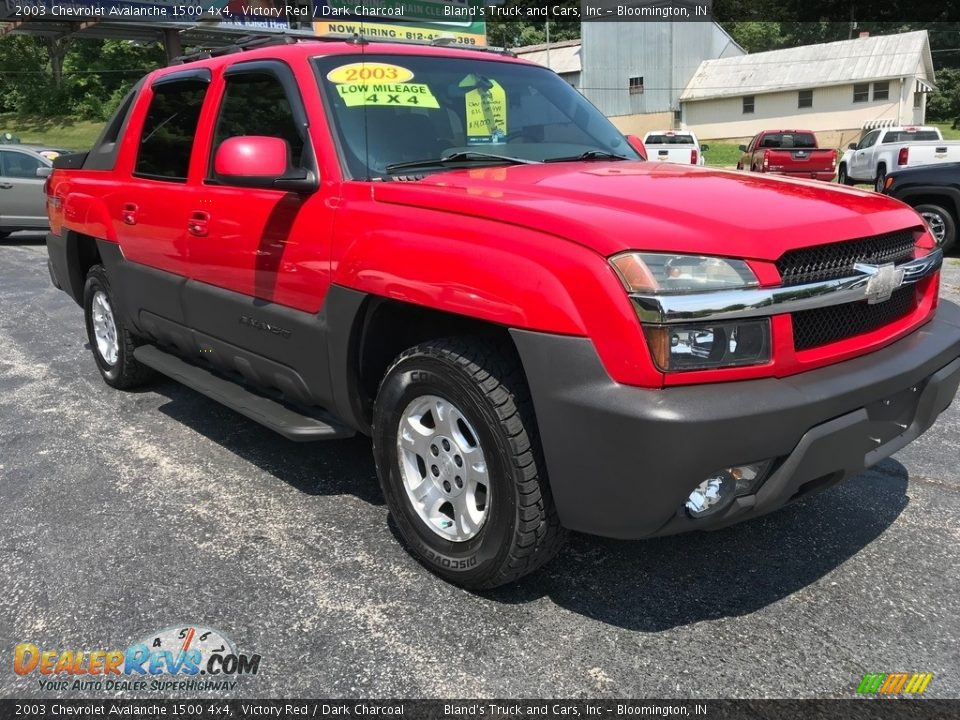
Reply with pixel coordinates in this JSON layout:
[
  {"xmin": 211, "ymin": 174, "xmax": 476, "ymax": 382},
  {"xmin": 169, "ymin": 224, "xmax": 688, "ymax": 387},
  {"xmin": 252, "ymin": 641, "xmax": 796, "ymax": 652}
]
[
  {"xmin": 0, "ymin": 150, "xmax": 44, "ymax": 179},
  {"xmin": 135, "ymin": 79, "xmax": 208, "ymax": 181},
  {"xmin": 861, "ymin": 131, "xmax": 880, "ymax": 148},
  {"xmin": 211, "ymin": 72, "xmax": 305, "ymax": 176}
]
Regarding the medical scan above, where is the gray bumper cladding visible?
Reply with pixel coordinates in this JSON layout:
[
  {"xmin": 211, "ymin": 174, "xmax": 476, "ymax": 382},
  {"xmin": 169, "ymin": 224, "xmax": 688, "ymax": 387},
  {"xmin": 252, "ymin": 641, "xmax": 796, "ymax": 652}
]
[{"xmin": 511, "ymin": 301, "xmax": 960, "ymax": 539}]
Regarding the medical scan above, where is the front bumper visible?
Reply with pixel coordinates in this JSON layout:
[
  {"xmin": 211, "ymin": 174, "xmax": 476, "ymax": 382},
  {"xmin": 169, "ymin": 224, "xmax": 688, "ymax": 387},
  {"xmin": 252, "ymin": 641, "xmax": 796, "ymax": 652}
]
[{"xmin": 510, "ymin": 300, "xmax": 960, "ymax": 539}]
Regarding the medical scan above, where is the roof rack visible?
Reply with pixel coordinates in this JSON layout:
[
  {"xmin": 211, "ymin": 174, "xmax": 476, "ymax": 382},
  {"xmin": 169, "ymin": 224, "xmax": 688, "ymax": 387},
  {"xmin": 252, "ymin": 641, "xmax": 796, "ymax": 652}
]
[
  {"xmin": 169, "ymin": 33, "xmax": 308, "ymax": 65},
  {"xmin": 169, "ymin": 30, "xmax": 514, "ymax": 66}
]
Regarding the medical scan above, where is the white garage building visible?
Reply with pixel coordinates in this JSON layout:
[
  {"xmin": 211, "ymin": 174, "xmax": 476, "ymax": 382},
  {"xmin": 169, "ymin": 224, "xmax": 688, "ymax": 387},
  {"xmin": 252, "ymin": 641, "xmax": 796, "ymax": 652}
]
[{"xmin": 679, "ymin": 31, "xmax": 936, "ymax": 148}]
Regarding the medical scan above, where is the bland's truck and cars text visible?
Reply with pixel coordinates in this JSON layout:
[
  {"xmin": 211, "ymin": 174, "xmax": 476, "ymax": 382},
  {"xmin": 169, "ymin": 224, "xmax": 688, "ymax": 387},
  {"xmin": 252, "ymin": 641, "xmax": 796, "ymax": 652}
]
[{"xmin": 42, "ymin": 39, "xmax": 960, "ymax": 589}]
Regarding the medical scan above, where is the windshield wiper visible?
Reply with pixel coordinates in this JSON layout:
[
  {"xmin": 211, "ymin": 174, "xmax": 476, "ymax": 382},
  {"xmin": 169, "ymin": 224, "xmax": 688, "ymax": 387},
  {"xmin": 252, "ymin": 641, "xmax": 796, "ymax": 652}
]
[
  {"xmin": 544, "ymin": 150, "xmax": 633, "ymax": 163},
  {"xmin": 385, "ymin": 151, "xmax": 540, "ymax": 174}
]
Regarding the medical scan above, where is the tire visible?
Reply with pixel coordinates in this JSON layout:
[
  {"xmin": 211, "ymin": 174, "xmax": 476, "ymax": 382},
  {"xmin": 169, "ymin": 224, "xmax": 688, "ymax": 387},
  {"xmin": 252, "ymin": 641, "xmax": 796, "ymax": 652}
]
[
  {"xmin": 874, "ymin": 164, "xmax": 887, "ymax": 193},
  {"xmin": 914, "ymin": 203, "xmax": 957, "ymax": 253},
  {"xmin": 83, "ymin": 264, "xmax": 153, "ymax": 390},
  {"xmin": 838, "ymin": 164, "xmax": 855, "ymax": 186},
  {"xmin": 372, "ymin": 337, "xmax": 567, "ymax": 589}
]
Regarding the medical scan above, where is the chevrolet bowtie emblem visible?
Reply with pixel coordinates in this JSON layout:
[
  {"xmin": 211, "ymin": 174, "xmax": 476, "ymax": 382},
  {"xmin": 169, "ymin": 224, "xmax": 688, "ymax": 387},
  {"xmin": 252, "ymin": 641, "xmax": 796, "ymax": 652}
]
[{"xmin": 854, "ymin": 262, "xmax": 906, "ymax": 304}]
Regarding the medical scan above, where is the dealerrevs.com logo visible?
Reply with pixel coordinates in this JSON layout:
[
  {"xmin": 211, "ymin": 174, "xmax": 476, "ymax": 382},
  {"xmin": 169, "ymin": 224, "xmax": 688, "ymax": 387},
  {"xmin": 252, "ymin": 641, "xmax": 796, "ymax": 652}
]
[{"xmin": 13, "ymin": 625, "xmax": 261, "ymax": 692}]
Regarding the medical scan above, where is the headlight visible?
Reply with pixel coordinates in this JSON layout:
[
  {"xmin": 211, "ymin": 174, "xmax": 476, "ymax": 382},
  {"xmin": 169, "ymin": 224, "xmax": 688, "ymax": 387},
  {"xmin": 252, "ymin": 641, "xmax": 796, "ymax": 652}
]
[
  {"xmin": 644, "ymin": 319, "xmax": 771, "ymax": 371},
  {"xmin": 611, "ymin": 253, "xmax": 770, "ymax": 372},
  {"xmin": 610, "ymin": 252, "xmax": 759, "ymax": 293}
]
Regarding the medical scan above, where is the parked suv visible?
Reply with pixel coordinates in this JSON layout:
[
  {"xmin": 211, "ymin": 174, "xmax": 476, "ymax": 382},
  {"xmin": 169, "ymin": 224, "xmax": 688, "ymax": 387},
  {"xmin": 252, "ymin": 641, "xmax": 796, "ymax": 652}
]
[{"xmin": 45, "ymin": 39, "xmax": 960, "ymax": 589}]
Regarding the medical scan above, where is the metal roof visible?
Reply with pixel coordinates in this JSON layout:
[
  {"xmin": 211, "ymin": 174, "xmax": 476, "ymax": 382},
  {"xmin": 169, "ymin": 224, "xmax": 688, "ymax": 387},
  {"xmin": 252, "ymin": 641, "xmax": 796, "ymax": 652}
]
[
  {"xmin": 514, "ymin": 39, "xmax": 581, "ymax": 75},
  {"xmin": 681, "ymin": 30, "xmax": 934, "ymax": 102}
]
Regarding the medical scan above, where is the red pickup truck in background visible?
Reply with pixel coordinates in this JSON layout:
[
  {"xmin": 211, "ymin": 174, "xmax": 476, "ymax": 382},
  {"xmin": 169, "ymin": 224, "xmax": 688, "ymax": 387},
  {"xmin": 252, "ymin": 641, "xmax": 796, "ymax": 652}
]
[
  {"xmin": 43, "ymin": 39, "xmax": 960, "ymax": 589},
  {"xmin": 738, "ymin": 130, "xmax": 837, "ymax": 181}
]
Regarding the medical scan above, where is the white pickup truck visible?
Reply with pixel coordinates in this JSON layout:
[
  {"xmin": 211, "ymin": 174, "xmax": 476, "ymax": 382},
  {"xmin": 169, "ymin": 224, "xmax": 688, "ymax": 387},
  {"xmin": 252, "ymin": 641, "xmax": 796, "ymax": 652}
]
[
  {"xmin": 838, "ymin": 126, "xmax": 960, "ymax": 191},
  {"xmin": 642, "ymin": 130, "xmax": 707, "ymax": 166}
]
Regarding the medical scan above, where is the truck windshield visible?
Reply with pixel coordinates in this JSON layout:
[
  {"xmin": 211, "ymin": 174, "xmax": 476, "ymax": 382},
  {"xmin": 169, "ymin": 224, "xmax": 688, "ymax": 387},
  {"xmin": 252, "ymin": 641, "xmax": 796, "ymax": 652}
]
[{"xmin": 313, "ymin": 53, "xmax": 640, "ymax": 179}]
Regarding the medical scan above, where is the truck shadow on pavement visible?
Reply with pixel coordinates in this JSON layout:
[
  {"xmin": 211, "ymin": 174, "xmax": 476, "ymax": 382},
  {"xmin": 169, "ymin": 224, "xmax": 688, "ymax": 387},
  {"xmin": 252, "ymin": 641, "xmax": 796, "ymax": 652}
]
[
  {"xmin": 490, "ymin": 460, "xmax": 909, "ymax": 631},
  {"xmin": 151, "ymin": 381, "xmax": 385, "ymax": 507},
  {"xmin": 150, "ymin": 377, "xmax": 909, "ymax": 632}
]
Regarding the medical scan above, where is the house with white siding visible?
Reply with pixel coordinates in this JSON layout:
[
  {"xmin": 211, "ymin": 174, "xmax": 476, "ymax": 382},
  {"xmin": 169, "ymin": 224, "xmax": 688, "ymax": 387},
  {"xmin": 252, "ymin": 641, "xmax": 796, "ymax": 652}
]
[{"xmin": 679, "ymin": 30, "xmax": 937, "ymax": 149}]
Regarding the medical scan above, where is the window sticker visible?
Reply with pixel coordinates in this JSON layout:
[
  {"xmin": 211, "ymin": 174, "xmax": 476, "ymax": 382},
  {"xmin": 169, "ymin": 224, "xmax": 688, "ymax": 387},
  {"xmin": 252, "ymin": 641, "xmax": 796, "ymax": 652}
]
[
  {"xmin": 335, "ymin": 83, "xmax": 440, "ymax": 108},
  {"xmin": 327, "ymin": 62, "xmax": 438, "ymax": 109},
  {"xmin": 461, "ymin": 74, "xmax": 508, "ymax": 144},
  {"xmin": 327, "ymin": 63, "xmax": 415, "ymax": 84}
]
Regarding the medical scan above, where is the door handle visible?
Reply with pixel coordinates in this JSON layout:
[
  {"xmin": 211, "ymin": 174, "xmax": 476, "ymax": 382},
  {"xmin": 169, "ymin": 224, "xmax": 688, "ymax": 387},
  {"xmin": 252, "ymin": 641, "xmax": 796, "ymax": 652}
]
[
  {"xmin": 0, "ymin": 182, "xmax": 13, "ymax": 190},
  {"xmin": 122, "ymin": 202, "xmax": 138, "ymax": 225},
  {"xmin": 188, "ymin": 210, "xmax": 210, "ymax": 237}
]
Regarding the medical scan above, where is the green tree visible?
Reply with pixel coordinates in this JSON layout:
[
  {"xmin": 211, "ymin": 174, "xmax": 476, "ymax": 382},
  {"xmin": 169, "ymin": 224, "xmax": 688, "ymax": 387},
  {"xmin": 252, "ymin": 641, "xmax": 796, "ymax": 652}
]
[{"xmin": 927, "ymin": 67, "xmax": 960, "ymax": 126}]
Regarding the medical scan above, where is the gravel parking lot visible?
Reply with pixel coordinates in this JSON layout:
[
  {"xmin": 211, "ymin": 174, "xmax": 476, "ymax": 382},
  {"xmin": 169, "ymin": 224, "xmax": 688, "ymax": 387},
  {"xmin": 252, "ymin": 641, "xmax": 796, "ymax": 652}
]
[{"xmin": 1, "ymin": 232, "xmax": 959, "ymax": 700}]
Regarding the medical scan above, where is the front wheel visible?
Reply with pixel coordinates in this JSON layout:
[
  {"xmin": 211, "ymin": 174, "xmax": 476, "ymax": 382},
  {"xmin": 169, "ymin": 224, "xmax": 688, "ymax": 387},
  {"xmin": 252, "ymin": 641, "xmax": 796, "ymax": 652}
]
[
  {"xmin": 83, "ymin": 265, "xmax": 153, "ymax": 390},
  {"xmin": 915, "ymin": 203, "xmax": 957, "ymax": 253},
  {"xmin": 372, "ymin": 337, "xmax": 566, "ymax": 589},
  {"xmin": 838, "ymin": 164, "xmax": 855, "ymax": 186}
]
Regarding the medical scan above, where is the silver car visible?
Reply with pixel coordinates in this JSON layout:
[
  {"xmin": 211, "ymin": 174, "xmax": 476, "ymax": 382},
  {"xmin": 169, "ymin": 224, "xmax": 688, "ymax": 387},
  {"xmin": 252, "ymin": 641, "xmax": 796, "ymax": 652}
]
[{"xmin": 0, "ymin": 146, "xmax": 52, "ymax": 238}]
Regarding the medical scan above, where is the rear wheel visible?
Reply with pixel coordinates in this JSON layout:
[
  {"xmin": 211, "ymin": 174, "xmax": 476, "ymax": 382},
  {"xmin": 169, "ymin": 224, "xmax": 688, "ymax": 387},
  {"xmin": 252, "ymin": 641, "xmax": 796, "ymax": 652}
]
[
  {"xmin": 915, "ymin": 203, "xmax": 957, "ymax": 253},
  {"xmin": 874, "ymin": 164, "xmax": 887, "ymax": 193},
  {"xmin": 83, "ymin": 264, "xmax": 153, "ymax": 390},
  {"xmin": 372, "ymin": 337, "xmax": 566, "ymax": 589}
]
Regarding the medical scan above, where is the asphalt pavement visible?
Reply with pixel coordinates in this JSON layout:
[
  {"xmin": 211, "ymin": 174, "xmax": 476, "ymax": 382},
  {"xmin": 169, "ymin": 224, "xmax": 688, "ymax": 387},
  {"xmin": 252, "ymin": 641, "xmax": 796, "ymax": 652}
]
[{"xmin": 1, "ymin": 231, "xmax": 959, "ymax": 699}]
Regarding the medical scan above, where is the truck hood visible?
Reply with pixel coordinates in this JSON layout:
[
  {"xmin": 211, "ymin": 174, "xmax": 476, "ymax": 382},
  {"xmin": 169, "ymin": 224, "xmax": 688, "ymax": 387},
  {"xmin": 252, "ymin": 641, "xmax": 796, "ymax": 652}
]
[{"xmin": 371, "ymin": 162, "xmax": 922, "ymax": 261}]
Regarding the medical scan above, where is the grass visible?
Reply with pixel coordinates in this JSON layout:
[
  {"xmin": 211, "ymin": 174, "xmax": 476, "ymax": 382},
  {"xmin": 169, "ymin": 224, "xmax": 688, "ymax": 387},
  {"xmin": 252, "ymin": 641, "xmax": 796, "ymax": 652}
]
[
  {"xmin": 930, "ymin": 122, "xmax": 960, "ymax": 140},
  {"xmin": 702, "ymin": 142, "xmax": 742, "ymax": 168},
  {"xmin": 0, "ymin": 113, "xmax": 105, "ymax": 151}
]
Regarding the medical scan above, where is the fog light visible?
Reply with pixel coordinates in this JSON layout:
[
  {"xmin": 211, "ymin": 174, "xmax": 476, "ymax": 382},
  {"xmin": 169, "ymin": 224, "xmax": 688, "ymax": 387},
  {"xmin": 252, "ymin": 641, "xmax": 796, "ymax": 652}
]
[
  {"xmin": 685, "ymin": 471, "xmax": 736, "ymax": 518},
  {"xmin": 685, "ymin": 461, "xmax": 773, "ymax": 519}
]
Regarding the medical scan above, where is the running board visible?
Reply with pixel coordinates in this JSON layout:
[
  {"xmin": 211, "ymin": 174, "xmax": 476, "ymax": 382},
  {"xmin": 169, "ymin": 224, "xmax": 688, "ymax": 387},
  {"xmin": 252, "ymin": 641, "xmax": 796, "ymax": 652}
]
[{"xmin": 134, "ymin": 345, "xmax": 355, "ymax": 442}]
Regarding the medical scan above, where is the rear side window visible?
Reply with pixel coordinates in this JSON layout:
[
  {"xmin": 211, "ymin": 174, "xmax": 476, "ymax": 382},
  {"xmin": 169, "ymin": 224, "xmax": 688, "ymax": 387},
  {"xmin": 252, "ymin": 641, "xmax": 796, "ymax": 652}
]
[
  {"xmin": 759, "ymin": 132, "xmax": 816, "ymax": 149},
  {"xmin": 135, "ymin": 79, "xmax": 208, "ymax": 181},
  {"xmin": 211, "ymin": 72, "xmax": 305, "ymax": 171},
  {"xmin": 645, "ymin": 134, "xmax": 694, "ymax": 145},
  {"xmin": 0, "ymin": 150, "xmax": 45, "ymax": 178}
]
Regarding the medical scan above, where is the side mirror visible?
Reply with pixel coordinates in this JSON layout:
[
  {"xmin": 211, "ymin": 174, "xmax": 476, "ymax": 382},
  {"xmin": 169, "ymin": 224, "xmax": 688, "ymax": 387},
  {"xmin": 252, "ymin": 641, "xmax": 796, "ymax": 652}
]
[
  {"xmin": 700, "ymin": 144, "xmax": 710, "ymax": 152},
  {"xmin": 214, "ymin": 136, "xmax": 317, "ymax": 192},
  {"xmin": 738, "ymin": 144, "xmax": 747, "ymax": 152},
  {"xmin": 848, "ymin": 142, "xmax": 858, "ymax": 150},
  {"xmin": 626, "ymin": 134, "xmax": 647, "ymax": 160},
  {"xmin": 36, "ymin": 166, "xmax": 52, "ymax": 178}
]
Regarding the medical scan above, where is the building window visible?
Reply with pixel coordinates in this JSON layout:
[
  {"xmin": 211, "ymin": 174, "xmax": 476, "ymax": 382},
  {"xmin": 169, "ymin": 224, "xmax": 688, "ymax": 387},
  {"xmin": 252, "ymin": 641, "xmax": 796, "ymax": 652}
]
[
  {"xmin": 853, "ymin": 83, "xmax": 870, "ymax": 103},
  {"xmin": 742, "ymin": 95, "xmax": 755, "ymax": 114},
  {"xmin": 798, "ymin": 89, "xmax": 813, "ymax": 109},
  {"xmin": 629, "ymin": 76, "xmax": 644, "ymax": 95},
  {"xmin": 873, "ymin": 81, "xmax": 890, "ymax": 101},
  {"xmin": 914, "ymin": 91, "xmax": 923, "ymax": 108}
]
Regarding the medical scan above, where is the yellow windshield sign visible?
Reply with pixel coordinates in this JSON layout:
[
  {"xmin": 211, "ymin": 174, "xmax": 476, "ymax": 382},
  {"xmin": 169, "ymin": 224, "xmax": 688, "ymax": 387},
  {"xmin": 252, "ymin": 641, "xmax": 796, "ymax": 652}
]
[
  {"xmin": 335, "ymin": 82, "xmax": 440, "ymax": 108},
  {"xmin": 326, "ymin": 62, "xmax": 415, "ymax": 84},
  {"xmin": 461, "ymin": 75, "xmax": 507, "ymax": 143}
]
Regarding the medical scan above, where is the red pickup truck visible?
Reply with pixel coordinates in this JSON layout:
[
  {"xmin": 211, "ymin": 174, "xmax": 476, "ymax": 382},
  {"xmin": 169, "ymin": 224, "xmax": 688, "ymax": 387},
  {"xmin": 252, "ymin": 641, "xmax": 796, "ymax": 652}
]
[
  {"xmin": 45, "ymin": 39, "xmax": 960, "ymax": 589},
  {"xmin": 738, "ymin": 130, "xmax": 837, "ymax": 181}
]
